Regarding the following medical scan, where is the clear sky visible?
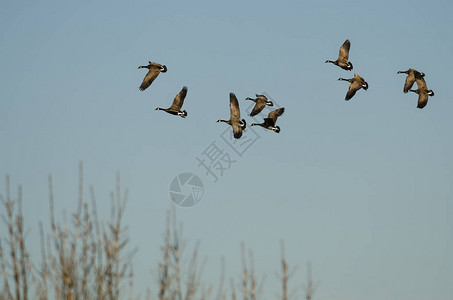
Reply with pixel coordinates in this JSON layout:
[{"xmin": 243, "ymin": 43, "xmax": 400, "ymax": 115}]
[{"xmin": 1, "ymin": 0, "xmax": 452, "ymax": 299}]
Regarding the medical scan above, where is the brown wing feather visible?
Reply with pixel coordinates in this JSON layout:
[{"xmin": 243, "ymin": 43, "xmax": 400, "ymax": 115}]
[
  {"xmin": 267, "ymin": 107, "xmax": 285, "ymax": 123},
  {"xmin": 345, "ymin": 81, "xmax": 360, "ymax": 100},
  {"xmin": 338, "ymin": 40, "xmax": 350, "ymax": 63},
  {"xmin": 403, "ymin": 74, "xmax": 416, "ymax": 93},
  {"xmin": 169, "ymin": 86, "xmax": 188, "ymax": 110},
  {"xmin": 417, "ymin": 92, "xmax": 428, "ymax": 109},
  {"xmin": 414, "ymin": 73, "xmax": 429, "ymax": 109},
  {"xmin": 250, "ymin": 101, "xmax": 266, "ymax": 116},
  {"xmin": 229, "ymin": 93, "xmax": 241, "ymax": 122},
  {"xmin": 139, "ymin": 67, "xmax": 160, "ymax": 91}
]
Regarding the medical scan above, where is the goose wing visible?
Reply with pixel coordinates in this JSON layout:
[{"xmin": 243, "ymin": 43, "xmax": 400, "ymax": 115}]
[
  {"xmin": 417, "ymin": 91, "xmax": 428, "ymax": 109},
  {"xmin": 338, "ymin": 39, "xmax": 351, "ymax": 63},
  {"xmin": 267, "ymin": 107, "xmax": 285, "ymax": 125},
  {"xmin": 403, "ymin": 73, "xmax": 416, "ymax": 93},
  {"xmin": 229, "ymin": 93, "xmax": 241, "ymax": 122},
  {"xmin": 139, "ymin": 66, "xmax": 161, "ymax": 91},
  {"xmin": 345, "ymin": 81, "xmax": 361, "ymax": 100},
  {"xmin": 250, "ymin": 101, "xmax": 267, "ymax": 116},
  {"xmin": 169, "ymin": 86, "xmax": 188, "ymax": 111}
]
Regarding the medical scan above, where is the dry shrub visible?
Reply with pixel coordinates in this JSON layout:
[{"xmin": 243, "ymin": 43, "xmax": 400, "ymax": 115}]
[{"xmin": 0, "ymin": 163, "xmax": 319, "ymax": 300}]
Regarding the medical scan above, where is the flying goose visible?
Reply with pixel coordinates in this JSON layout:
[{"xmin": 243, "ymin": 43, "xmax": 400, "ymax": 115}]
[
  {"xmin": 397, "ymin": 68, "xmax": 425, "ymax": 93},
  {"xmin": 217, "ymin": 93, "xmax": 247, "ymax": 139},
  {"xmin": 338, "ymin": 73, "xmax": 368, "ymax": 100},
  {"xmin": 246, "ymin": 94, "xmax": 274, "ymax": 116},
  {"xmin": 155, "ymin": 86, "xmax": 188, "ymax": 117},
  {"xmin": 325, "ymin": 40, "xmax": 353, "ymax": 71},
  {"xmin": 138, "ymin": 61, "xmax": 167, "ymax": 91},
  {"xmin": 251, "ymin": 107, "xmax": 285, "ymax": 133},
  {"xmin": 410, "ymin": 72, "xmax": 434, "ymax": 109}
]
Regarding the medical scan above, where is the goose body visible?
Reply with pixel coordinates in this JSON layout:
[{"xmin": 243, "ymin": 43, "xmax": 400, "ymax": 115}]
[
  {"xmin": 410, "ymin": 72, "xmax": 434, "ymax": 109},
  {"xmin": 138, "ymin": 61, "xmax": 167, "ymax": 91},
  {"xmin": 251, "ymin": 107, "xmax": 285, "ymax": 133},
  {"xmin": 217, "ymin": 93, "xmax": 246, "ymax": 139},
  {"xmin": 397, "ymin": 68, "xmax": 425, "ymax": 93},
  {"xmin": 246, "ymin": 94, "xmax": 274, "ymax": 116},
  {"xmin": 155, "ymin": 86, "xmax": 188, "ymax": 117},
  {"xmin": 338, "ymin": 73, "xmax": 368, "ymax": 100},
  {"xmin": 325, "ymin": 40, "xmax": 353, "ymax": 71}
]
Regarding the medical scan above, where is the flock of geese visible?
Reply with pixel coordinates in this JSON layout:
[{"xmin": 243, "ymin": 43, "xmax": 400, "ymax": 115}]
[
  {"xmin": 325, "ymin": 39, "xmax": 435, "ymax": 107},
  {"xmin": 137, "ymin": 39, "xmax": 435, "ymax": 139},
  {"xmin": 137, "ymin": 62, "xmax": 283, "ymax": 139}
]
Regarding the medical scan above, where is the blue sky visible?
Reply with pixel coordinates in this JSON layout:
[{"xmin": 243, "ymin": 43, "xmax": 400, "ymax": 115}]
[{"xmin": 1, "ymin": 1, "xmax": 452, "ymax": 299}]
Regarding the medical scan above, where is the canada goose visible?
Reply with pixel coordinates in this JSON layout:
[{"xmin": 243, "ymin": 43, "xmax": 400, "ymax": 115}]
[
  {"xmin": 338, "ymin": 73, "xmax": 368, "ymax": 100},
  {"xmin": 155, "ymin": 86, "xmax": 188, "ymax": 117},
  {"xmin": 409, "ymin": 72, "xmax": 434, "ymax": 109},
  {"xmin": 217, "ymin": 93, "xmax": 247, "ymax": 139},
  {"xmin": 138, "ymin": 61, "xmax": 167, "ymax": 91},
  {"xmin": 251, "ymin": 107, "xmax": 285, "ymax": 133},
  {"xmin": 325, "ymin": 40, "xmax": 353, "ymax": 71},
  {"xmin": 246, "ymin": 94, "xmax": 274, "ymax": 116},
  {"xmin": 397, "ymin": 68, "xmax": 425, "ymax": 93}
]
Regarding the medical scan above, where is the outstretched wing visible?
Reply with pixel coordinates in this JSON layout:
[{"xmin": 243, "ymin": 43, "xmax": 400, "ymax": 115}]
[
  {"xmin": 229, "ymin": 93, "xmax": 241, "ymax": 122},
  {"xmin": 139, "ymin": 66, "xmax": 161, "ymax": 91},
  {"xmin": 417, "ymin": 92, "xmax": 428, "ymax": 109},
  {"xmin": 250, "ymin": 101, "xmax": 266, "ymax": 116},
  {"xmin": 267, "ymin": 107, "xmax": 285, "ymax": 124},
  {"xmin": 338, "ymin": 39, "xmax": 351, "ymax": 63},
  {"xmin": 414, "ymin": 72, "xmax": 429, "ymax": 109},
  {"xmin": 345, "ymin": 82, "xmax": 360, "ymax": 100},
  {"xmin": 169, "ymin": 86, "xmax": 188, "ymax": 110},
  {"xmin": 403, "ymin": 74, "xmax": 416, "ymax": 93}
]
